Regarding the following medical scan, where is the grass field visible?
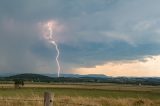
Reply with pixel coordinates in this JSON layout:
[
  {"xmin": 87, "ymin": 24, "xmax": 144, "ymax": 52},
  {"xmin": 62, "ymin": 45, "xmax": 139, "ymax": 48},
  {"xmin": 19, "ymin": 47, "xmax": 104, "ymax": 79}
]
[{"xmin": 0, "ymin": 83, "xmax": 159, "ymax": 106}]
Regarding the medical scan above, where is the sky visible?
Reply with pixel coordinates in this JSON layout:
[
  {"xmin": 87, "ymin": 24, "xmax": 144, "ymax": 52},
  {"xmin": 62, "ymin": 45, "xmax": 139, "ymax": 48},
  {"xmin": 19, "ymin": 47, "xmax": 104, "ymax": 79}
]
[{"xmin": 0, "ymin": 0, "xmax": 160, "ymax": 77}]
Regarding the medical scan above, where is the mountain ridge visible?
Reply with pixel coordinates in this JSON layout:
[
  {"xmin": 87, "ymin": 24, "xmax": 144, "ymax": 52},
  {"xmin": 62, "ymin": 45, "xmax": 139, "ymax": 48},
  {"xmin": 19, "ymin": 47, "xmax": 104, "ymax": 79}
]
[{"xmin": 0, "ymin": 73, "xmax": 159, "ymax": 85}]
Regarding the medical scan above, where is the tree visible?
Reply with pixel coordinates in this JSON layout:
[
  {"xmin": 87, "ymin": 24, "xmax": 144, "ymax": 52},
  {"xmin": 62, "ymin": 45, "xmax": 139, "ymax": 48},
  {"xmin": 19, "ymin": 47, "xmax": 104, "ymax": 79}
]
[{"xmin": 14, "ymin": 79, "xmax": 24, "ymax": 88}]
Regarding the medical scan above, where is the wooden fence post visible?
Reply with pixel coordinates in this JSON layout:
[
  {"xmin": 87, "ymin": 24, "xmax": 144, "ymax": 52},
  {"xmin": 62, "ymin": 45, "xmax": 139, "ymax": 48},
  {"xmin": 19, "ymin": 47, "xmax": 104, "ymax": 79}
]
[{"xmin": 44, "ymin": 92, "xmax": 53, "ymax": 106}]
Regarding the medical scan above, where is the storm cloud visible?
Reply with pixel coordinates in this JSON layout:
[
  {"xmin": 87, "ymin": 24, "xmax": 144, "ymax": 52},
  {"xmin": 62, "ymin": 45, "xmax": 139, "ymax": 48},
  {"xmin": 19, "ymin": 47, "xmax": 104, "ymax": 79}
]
[{"xmin": 0, "ymin": 0, "xmax": 160, "ymax": 75}]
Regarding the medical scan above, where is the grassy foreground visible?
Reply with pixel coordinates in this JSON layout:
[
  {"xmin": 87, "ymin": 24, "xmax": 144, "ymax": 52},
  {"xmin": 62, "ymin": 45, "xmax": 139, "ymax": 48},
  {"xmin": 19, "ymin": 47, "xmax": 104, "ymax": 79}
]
[
  {"xmin": 0, "ymin": 83, "xmax": 159, "ymax": 106},
  {"xmin": 0, "ymin": 96, "xmax": 160, "ymax": 106}
]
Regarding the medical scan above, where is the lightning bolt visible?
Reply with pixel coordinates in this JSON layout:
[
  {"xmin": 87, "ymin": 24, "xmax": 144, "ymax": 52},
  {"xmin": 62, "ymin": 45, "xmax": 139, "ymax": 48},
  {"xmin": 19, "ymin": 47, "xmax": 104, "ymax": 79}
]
[{"xmin": 47, "ymin": 22, "xmax": 61, "ymax": 77}]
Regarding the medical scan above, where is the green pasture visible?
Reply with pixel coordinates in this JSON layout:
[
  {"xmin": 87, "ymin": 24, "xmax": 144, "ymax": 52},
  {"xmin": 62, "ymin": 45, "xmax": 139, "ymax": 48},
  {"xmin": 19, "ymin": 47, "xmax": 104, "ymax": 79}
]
[{"xmin": 0, "ymin": 83, "xmax": 159, "ymax": 100}]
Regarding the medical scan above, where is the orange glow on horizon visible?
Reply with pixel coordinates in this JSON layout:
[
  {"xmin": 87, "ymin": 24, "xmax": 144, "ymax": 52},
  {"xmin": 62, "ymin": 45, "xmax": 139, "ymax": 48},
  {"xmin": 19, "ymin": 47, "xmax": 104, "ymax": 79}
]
[{"xmin": 73, "ymin": 55, "xmax": 160, "ymax": 77}]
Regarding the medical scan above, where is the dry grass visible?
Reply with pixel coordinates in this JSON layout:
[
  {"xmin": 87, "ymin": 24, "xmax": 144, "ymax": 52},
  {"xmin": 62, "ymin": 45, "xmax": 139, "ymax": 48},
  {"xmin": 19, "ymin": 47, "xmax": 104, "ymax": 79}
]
[
  {"xmin": 0, "ymin": 83, "xmax": 159, "ymax": 106},
  {"xmin": 0, "ymin": 96, "xmax": 159, "ymax": 106},
  {"xmin": 55, "ymin": 96, "xmax": 160, "ymax": 106},
  {"xmin": 1, "ymin": 83, "xmax": 160, "ymax": 92}
]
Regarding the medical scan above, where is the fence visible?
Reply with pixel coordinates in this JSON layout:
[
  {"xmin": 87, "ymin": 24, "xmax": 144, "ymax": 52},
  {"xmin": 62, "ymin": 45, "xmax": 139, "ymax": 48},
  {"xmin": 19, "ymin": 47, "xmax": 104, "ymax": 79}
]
[{"xmin": 0, "ymin": 92, "xmax": 96, "ymax": 106}]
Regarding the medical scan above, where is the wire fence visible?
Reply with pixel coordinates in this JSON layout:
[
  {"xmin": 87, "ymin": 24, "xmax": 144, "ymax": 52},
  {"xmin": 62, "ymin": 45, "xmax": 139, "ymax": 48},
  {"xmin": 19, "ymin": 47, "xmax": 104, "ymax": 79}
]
[
  {"xmin": 56, "ymin": 101, "xmax": 96, "ymax": 106},
  {"xmin": 0, "ymin": 98, "xmax": 97, "ymax": 106},
  {"xmin": 0, "ymin": 98, "xmax": 43, "ymax": 102}
]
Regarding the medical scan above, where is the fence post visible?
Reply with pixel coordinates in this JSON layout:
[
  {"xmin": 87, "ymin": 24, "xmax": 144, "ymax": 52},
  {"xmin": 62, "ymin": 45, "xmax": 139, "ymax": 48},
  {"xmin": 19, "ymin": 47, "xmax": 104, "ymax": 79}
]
[{"xmin": 44, "ymin": 92, "xmax": 53, "ymax": 106}]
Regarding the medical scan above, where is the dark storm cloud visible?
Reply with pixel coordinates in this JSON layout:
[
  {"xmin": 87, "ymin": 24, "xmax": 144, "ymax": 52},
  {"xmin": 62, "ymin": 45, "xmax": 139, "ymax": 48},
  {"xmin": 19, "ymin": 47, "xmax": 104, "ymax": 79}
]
[
  {"xmin": 0, "ymin": 0, "xmax": 114, "ymax": 21},
  {"xmin": 0, "ymin": 0, "xmax": 160, "ymax": 74},
  {"xmin": 60, "ymin": 41, "xmax": 160, "ymax": 69}
]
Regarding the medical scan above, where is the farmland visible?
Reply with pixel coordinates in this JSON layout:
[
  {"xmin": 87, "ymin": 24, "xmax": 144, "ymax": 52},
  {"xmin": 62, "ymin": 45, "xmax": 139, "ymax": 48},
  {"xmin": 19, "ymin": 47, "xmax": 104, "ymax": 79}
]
[{"xmin": 0, "ymin": 83, "xmax": 159, "ymax": 106}]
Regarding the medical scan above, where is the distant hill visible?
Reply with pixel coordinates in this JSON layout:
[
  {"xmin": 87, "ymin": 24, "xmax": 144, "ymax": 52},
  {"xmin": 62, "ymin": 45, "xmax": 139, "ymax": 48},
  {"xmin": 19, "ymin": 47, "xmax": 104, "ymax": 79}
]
[
  {"xmin": 5, "ymin": 73, "xmax": 53, "ymax": 82},
  {"xmin": 45, "ymin": 74, "xmax": 108, "ymax": 78},
  {"xmin": 0, "ymin": 73, "xmax": 108, "ymax": 78},
  {"xmin": 0, "ymin": 73, "xmax": 160, "ymax": 85},
  {"xmin": 80, "ymin": 74, "xmax": 108, "ymax": 78}
]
